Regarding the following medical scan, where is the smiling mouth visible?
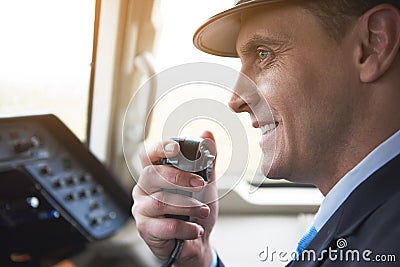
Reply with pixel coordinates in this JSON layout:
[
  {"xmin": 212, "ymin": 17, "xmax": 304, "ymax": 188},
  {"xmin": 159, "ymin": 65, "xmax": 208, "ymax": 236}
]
[{"xmin": 260, "ymin": 122, "xmax": 279, "ymax": 135}]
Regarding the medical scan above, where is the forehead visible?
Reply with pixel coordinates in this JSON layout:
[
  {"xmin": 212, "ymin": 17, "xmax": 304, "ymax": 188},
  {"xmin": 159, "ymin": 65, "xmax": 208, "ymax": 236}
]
[{"xmin": 236, "ymin": 5, "xmax": 323, "ymax": 52}]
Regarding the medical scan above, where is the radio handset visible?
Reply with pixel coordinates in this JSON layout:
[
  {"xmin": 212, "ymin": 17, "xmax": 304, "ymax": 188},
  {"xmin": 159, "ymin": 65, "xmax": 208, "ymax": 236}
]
[{"xmin": 160, "ymin": 136, "xmax": 215, "ymax": 221}]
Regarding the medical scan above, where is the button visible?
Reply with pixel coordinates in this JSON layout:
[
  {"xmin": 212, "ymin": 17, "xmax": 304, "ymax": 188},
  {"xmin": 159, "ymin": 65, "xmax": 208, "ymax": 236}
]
[
  {"xmin": 64, "ymin": 193, "xmax": 74, "ymax": 202},
  {"xmin": 77, "ymin": 189, "xmax": 87, "ymax": 199},
  {"xmin": 64, "ymin": 176, "xmax": 75, "ymax": 186},
  {"xmin": 89, "ymin": 217, "xmax": 99, "ymax": 227},
  {"xmin": 91, "ymin": 185, "xmax": 103, "ymax": 196},
  {"xmin": 39, "ymin": 165, "xmax": 52, "ymax": 176},
  {"xmin": 89, "ymin": 201, "xmax": 99, "ymax": 211},
  {"xmin": 52, "ymin": 179, "xmax": 62, "ymax": 189},
  {"xmin": 27, "ymin": 197, "xmax": 40, "ymax": 208},
  {"xmin": 78, "ymin": 173, "xmax": 89, "ymax": 183}
]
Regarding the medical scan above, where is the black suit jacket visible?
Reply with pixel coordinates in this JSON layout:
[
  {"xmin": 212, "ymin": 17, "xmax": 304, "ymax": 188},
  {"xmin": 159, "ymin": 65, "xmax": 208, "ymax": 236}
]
[
  {"xmin": 217, "ymin": 154, "xmax": 400, "ymax": 267},
  {"xmin": 288, "ymin": 154, "xmax": 400, "ymax": 266}
]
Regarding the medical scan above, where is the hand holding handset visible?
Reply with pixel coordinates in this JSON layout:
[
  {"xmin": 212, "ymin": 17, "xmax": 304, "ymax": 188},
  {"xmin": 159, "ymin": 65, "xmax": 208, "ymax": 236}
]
[{"xmin": 160, "ymin": 137, "xmax": 216, "ymax": 266}]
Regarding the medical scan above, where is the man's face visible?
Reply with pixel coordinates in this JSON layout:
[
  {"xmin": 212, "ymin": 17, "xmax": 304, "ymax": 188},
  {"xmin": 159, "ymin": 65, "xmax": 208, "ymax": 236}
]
[{"xmin": 230, "ymin": 5, "xmax": 359, "ymax": 185}]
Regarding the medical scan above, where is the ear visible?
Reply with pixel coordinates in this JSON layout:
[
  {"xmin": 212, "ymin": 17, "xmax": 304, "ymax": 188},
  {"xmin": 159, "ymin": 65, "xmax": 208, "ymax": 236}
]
[{"xmin": 358, "ymin": 4, "xmax": 400, "ymax": 83}]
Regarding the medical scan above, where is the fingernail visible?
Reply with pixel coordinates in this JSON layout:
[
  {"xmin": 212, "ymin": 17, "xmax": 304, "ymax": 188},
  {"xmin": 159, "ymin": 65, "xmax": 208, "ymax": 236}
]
[
  {"xmin": 200, "ymin": 206, "xmax": 210, "ymax": 218},
  {"xmin": 190, "ymin": 178, "xmax": 204, "ymax": 187},
  {"xmin": 165, "ymin": 142, "xmax": 177, "ymax": 153}
]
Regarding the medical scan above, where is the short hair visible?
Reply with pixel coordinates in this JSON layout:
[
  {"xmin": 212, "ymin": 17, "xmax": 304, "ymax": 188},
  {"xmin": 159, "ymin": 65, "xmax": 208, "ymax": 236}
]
[{"xmin": 301, "ymin": 0, "xmax": 400, "ymax": 41}]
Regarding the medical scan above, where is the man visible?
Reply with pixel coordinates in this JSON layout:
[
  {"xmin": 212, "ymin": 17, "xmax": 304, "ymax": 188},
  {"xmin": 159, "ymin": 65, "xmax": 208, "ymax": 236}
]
[{"xmin": 132, "ymin": 0, "xmax": 400, "ymax": 266}]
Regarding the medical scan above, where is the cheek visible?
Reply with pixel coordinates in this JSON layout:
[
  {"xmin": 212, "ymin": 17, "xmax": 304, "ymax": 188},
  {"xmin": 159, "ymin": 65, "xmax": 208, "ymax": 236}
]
[
  {"xmin": 255, "ymin": 61, "xmax": 331, "ymax": 152},
  {"xmin": 255, "ymin": 66, "xmax": 309, "ymax": 121},
  {"xmin": 284, "ymin": 63, "xmax": 352, "ymax": 152}
]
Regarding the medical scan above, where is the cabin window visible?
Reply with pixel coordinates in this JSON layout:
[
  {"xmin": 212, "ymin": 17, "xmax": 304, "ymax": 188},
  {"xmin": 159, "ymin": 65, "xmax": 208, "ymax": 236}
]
[{"xmin": 0, "ymin": 0, "xmax": 96, "ymax": 141}]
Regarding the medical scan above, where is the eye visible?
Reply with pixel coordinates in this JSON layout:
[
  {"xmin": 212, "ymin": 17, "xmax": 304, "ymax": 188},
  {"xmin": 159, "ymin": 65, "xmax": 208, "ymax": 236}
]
[{"xmin": 257, "ymin": 49, "xmax": 273, "ymax": 62}]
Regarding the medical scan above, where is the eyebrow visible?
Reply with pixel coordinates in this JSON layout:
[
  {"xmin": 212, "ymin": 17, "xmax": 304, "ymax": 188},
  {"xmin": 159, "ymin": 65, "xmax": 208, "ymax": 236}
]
[{"xmin": 238, "ymin": 34, "xmax": 289, "ymax": 56}]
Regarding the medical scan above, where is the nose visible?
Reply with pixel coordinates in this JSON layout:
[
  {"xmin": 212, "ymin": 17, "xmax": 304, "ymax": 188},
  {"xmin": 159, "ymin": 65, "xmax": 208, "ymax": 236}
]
[
  {"xmin": 228, "ymin": 71, "xmax": 259, "ymax": 114},
  {"xmin": 229, "ymin": 91, "xmax": 250, "ymax": 113}
]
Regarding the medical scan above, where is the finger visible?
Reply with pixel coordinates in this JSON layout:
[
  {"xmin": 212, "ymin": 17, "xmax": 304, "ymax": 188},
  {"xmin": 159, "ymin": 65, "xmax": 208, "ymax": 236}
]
[
  {"xmin": 137, "ymin": 216, "xmax": 204, "ymax": 242},
  {"xmin": 135, "ymin": 191, "xmax": 210, "ymax": 218},
  {"xmin": 132, "ymin": 205, "xmax": 205, "ymax": 261},
  {"xmin": 131, "ymin": 183, "xmax": 148, "ymax": 204},
  {"xmin": 199, "ymin": 131, "xmax": 217, "ymax": 183},
  {"xmin": 140, "ymin": 140, "xmax": 180, "ymax": 167},
  {"xmin": 147, "ymin": 239, "xmax": 176, "ymax": 262},
  {"xmin": 138, "ymin": 165, "xmax": 205, "ymax": 194}
]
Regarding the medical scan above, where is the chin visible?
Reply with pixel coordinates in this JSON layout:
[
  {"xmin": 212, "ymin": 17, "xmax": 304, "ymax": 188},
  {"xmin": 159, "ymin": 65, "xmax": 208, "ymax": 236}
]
[
  {"xmin": 261, "ymin": 161, "xmax": 278, "ymax": 179},
  {"xmin": 261, "ymin": 155, "xmax": 290, "ymax": 181},
  {"xmin": 263, "ymin": 170, "xmax": 284, "ymax": 181}
]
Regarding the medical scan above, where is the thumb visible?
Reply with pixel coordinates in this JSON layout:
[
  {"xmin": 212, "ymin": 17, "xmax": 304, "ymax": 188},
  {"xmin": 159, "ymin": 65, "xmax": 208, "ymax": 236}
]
[{"xmin": 200, "ymin": 130, "xmax": 215, "ymax": 143}]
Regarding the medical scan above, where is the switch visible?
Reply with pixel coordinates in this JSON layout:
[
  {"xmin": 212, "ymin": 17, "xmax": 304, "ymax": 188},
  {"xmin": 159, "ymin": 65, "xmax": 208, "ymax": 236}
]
[{"xmin": 14, "ymin": 136, "xmax": 40, "ymax": 153}]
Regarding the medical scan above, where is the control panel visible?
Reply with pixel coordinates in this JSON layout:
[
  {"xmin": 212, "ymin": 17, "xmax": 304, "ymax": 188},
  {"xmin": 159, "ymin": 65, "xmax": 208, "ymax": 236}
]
[{"xmin": 0, "ymin": 114, "xmax": 131, "ymax": 260}]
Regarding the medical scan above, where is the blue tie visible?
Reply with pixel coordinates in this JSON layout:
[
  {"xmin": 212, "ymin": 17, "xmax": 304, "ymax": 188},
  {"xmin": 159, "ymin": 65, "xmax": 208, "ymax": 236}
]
[{"xmin": 296, "ymin": 225, "xmax": 318, "ymax": 256}]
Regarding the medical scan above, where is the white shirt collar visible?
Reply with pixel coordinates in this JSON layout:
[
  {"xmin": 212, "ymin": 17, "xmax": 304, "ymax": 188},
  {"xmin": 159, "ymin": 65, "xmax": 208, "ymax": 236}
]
[{"xmin": 313, "ymin": 130, "xmax": 400, "ymax": 231}]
